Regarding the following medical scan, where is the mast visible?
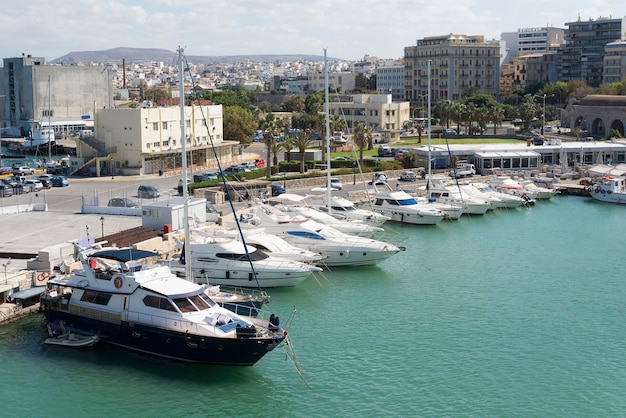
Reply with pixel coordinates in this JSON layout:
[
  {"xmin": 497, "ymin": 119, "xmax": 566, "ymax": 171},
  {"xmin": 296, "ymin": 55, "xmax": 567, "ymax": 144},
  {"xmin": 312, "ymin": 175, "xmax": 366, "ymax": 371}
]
[
  {"xmin": 47, "ymin": 75, "xmax": 52, "ymax": 163},
  {"xmin": 178, "ymin": 47, "xmax": 193, "ymax": 283},
  {"xmin": 324, "ymin": 49, "xmax": 331, "ymax": 208},
  {"xmin": 427, "ymin": 60, "xmax": 432, "ymax": 195}
]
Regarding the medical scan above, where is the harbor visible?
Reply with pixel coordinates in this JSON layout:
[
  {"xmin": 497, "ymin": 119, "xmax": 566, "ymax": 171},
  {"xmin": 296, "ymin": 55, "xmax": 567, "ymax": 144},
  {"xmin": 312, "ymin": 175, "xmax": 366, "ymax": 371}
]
[{"xmin": 1, "ymin": 193, "xmax": 625, "ymax": 416}]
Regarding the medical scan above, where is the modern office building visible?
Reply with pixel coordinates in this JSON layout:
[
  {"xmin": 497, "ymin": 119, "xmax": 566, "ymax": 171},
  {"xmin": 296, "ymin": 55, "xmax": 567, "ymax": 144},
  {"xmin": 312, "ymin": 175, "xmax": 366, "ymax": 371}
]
[
  {"xmin": 556, "ymin": 16, "xmax": 626, "ymax": 87},
  {"xmin": 403, "ymin": 34, "xmax": 501, "ymax": 104},
  {"xmin": 0, "ymin": 54, "xmax": 112, "ymax": 136}
]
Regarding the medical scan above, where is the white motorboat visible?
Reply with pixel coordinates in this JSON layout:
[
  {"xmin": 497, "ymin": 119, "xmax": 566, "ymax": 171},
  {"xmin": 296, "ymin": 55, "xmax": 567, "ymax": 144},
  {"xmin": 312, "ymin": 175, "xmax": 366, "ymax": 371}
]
[
  {"xmin": 458, "ymin": 184, "xmax": 501, "ymax": 210},
  {"xmin": 519, "ymin": 179, "xmax": 559, "ymax": 199},
  {"xmin": 305, "ymin": 195, "xmax": 391, "ymax": 226},
  {"xmin": 589, "ymin": 176, "xmax": 626, "ymax": 204},
  {"xmin": 195, "ymin": 226, "xmax": 324, "ymax": 264},
  {"xmin": 470, "ymin": 182, "xmax": 526, "ymax": 208},
  {"xmin": 40, "ymin": 245, "xmax": 287, "ymax": 364},
  {"xmin": 272, "ymin": 194, "xmax": 384, "ymax": 237},
  {"xmin": 238, "ymin": 204, "xmax": 403, "ymax": 267},
  {"xmin": 371, "ymin": 188, "xmax": 445, "ymax": 225},
  {"xmin": 428, "ymin": 183, "xmax": 491, "ymax": 215},
  {"xmin": 172, "ymin": 233, "xmax": 322, "ymax": 288},
  {"xmin": 414, "ymin": 195, "xmax": 464, "ymax": 220}
]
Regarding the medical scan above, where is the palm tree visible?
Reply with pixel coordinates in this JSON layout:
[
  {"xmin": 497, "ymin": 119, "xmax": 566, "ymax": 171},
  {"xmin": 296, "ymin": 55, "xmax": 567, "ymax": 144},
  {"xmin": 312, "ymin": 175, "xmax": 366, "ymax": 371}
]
[
  {"xmin": 329, "ymin": 114, "xmax": 346, "ymax": 135},
  {"xmin": 437, "ymin": 100, "xmax": 454, "ymax": 128},
  {"xmin": 314, "ymin": 113, "xmax": 328, "ymax": 163},
  {"xmin": 293, "ymin": 133, "xmax": 314, "ymax": 173},
  {"xmin": 450, "ymin": 102, "xmax": 465, "ymax": 134},
  {"xmin": 282, "ymin": 137, "xmax": 295, "ymax": 162},
  {"xmin": 262, "ymin": 120, "xmax": 276, "ymax": 178},
  {"xmin": 353, "ymin": 122, "xmax": 372, "ymax": 163},
  {"xmin": 490, "ymin": 105, "xmax": 505, "ymax": 135},
  {"xmin": 270, "ymin": 142, "xmax": 282, "ymax": 167}
]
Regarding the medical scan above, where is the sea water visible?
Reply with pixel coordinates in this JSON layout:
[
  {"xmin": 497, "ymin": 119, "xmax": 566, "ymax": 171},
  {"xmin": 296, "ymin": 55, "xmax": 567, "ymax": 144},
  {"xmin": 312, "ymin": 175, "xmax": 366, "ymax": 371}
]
[{"xmin": 2, "ymin": 195, "xmax": 626, "ymax": 417}]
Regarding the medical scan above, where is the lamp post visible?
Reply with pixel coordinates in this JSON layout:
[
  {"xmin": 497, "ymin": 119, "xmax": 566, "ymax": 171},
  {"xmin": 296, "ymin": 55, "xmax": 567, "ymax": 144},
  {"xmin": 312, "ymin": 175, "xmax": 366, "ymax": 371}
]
[
  {"xmin": 100, "ymin": 216, "xmax": 104, "ymax": 238},
  {"xmin": 2, "ymin": 258, "xmax": 10, "ymax": 282},
  {"xmin": 535, "ymin": 94, "xmax": 554, "ymax": 136}
]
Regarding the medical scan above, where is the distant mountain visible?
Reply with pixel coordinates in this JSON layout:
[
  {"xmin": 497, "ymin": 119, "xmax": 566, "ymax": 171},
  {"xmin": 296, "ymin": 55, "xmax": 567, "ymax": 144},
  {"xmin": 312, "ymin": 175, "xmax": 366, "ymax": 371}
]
[{"xmin": 51, "ymin": 47, "xmax": 331, "ymax": 65}]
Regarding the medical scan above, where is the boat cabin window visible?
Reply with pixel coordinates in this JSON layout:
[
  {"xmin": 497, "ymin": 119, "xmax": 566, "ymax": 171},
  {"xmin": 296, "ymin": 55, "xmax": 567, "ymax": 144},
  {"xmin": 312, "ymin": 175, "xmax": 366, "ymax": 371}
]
[
  {"xmin": 143, "ymin": 295, "xmax": 177, "ymax": 312},
  {"xmin": 287, "ymin": 231, "xmax": 325, "ymax": 240},
  {"xmin": 189, "ymin": 294, "xmax": 214, "ymax": 310},
  {"xmin": 80, "ymin": 290, "xmax": 112, "ymax": 306},
  {"xmin": 398, "ymin": 198, "xmax": 418, "ymax": 206},
  {"xmin": 215, "ymin": 251, "xmax": 269, "ymax": 261}
]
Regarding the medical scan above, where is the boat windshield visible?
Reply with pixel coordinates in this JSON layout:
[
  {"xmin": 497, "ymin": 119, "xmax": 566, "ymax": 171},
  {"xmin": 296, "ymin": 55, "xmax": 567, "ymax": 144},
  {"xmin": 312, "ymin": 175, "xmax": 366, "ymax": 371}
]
[
  {"xmin": 331, "ymin": 205, "xmax": 355, "ymax": 212},
  {"xmin": 172, "ymin": 293, "xmax": 215, "ymax": 313},
  {"xmin": 397, "ymin": 198, "xmax": 418, "ymax": 206}
]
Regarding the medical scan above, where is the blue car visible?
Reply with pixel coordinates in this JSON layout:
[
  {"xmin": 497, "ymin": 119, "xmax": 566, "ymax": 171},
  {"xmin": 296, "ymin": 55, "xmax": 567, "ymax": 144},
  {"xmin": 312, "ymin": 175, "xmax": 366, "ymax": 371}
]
[{"xmin": 51, "ymin": 176, "xmax": 70, "ymax": 187}]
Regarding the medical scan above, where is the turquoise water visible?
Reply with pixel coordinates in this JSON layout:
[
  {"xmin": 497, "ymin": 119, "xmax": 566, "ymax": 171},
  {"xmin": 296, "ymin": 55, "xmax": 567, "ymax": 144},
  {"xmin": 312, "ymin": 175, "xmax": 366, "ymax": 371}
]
[{"xmin": 2, "ymin": 196, "xmax": 626, "ymax": 417}]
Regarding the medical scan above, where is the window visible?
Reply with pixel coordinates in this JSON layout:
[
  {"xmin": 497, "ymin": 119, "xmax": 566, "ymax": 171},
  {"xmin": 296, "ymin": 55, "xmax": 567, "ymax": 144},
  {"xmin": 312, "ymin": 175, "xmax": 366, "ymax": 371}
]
[
  {"xmin": 80, "ymin": 290, "xmax": 112, "ymax": 306},
  {"xmin": 162, "ymin": 122, "xmax": 168, "ymax": 129},
  {"xmin": 152, "ymin": 123, "xmax": 158, "ymax": 131},
  {"xmin": 143, "ymin": 295, "xmax": 177, "ymax": 311}
]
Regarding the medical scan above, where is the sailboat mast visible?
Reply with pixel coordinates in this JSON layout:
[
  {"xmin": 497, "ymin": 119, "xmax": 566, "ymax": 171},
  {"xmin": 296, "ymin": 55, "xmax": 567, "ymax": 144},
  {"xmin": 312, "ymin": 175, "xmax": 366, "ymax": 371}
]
[
  {"xmin": 47, "ymin": 75, "xmax": 52, "ymax": 163},
  {"xmin": 178, "ymin": 47, "xmax": 193, "ymax": 283},
  {"xmin": 324, "ymin": 49, "xmax": 331, "ymax": 206},
  {"xmin": 427, "ymin": 60, "xmax": 432, "ymax": 193}
]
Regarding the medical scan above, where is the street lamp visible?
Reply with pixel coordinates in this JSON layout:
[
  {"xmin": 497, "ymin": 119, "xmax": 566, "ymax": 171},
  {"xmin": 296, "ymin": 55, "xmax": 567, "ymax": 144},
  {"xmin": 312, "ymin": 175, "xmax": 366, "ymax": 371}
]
[
  {"xmin": 2, "ymin": 258, "xmax": 10, "ymax": 282},
  {"xmin": 100, "ymin": 216, "xmax": 104, "ymax": 238},
  {"xmin": 535, "ymin": 94, "xmax": 554, "ymax": 136}
]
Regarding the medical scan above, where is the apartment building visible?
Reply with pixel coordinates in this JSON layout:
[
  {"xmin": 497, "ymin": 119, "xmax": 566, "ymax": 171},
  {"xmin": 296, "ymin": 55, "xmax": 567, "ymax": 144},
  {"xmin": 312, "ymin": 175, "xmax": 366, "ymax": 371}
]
[
  {"xmin": 0, "ymin": 55, "xmax": 112, "ymax": 135},
  {"xmin": 308, "ymin": 71, "xmax": 356, "ymax": 93},
  {"xmin": 501, "ymin": 27, "xmax": 565, "ymax": 64},
  {"xmin": 376, "ymin": 65, "xmax": 405, "ymax": 101},
  {"xmin": 603, "ymin": 41, "xmax": 626, "ymax": 84},
  {"xmin": 556, "ymin": 16, "xmax": 626, "ymax": 87},
  {"xmin": 403, "ymin": 34, "xmax": 501, "ymax": 104},
  {"xmin": 328, "ymin": 94, "xmax": 410, "ymax": 142}
]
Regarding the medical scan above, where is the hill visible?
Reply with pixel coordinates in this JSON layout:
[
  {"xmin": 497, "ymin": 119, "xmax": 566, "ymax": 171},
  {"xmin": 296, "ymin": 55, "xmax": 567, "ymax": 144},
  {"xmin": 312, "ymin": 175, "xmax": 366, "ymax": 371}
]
[{"xmin": 51, "ymin": 47, "xmax": 331, "ymax": 65}]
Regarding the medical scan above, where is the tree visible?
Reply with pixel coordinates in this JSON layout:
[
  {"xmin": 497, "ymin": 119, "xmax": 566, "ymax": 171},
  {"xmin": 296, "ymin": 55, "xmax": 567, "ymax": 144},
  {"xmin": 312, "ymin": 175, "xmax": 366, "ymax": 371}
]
[
  {"xmin": 437, "ymin": 100, "xmax": 454, "ymax": 128},
  {"xmin": 262, "ymin": 118, "xmax": 277, "ymax": 178},
  {"xmin": 270, "ymin": 142, "xmax": 282, "ymax": 167},
  {"xmin": 222, "ymin": 106, "xmax": 257, "ymax": 145},
  {"xmin": 489, "ymin": 105, "xmax": 505, "ymax": 135},
  {"xmin": 450, "ymin": 101, "xmax": 465, "ymax": 134},
  {"xmin": 518, "ymin": 95, "xmax": 539, "ymax": 133},
  {"xmin": 304, "ymin": 92, "xmax": 324, "ymax": 114},
  {"xmin": 293, "ymin": 133, "xmax": 314, "ymax": 173},
  {"xmin": 281, "ymin": 95, "xmax": 305, "ymax": 112},
  {"xmin": 329, "ymin": 114, "xmax": 346, "ymax": 135},
  {"xmin": 282, "ymin": 137, "xmax": 295, "ymax": 162},
  {"xmin": 314, "ymin": 112, "xmax": 328, "ymax": 163},
  {"xmin": 353, "ymin": 122, "xmax": 372, "ymax": 163}
]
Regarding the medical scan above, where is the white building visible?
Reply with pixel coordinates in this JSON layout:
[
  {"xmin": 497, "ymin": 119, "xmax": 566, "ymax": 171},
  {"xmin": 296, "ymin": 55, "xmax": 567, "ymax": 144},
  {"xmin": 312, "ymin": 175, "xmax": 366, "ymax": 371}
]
[
  {"xmin": 376, "ymin": 65, "xmax": 404, "ymax": 101},
  {"xmin": 92, "ymin": 104, "xmax": 234, "ymax": 176}
]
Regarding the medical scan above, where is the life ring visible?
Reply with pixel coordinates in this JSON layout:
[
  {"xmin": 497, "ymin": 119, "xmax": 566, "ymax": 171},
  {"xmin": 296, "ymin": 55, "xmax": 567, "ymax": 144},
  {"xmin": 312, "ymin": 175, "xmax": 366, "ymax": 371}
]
[
  {"xmin": 37, "ymin": 273, "xmax": 46, "ymax": 282},
  {"xmin": 113, "ymin": 275, "xmax": 124, "ymax": 289},
  {"xmin": 595, "ymin": 188, "xmax": 601, "ymax": 193}
]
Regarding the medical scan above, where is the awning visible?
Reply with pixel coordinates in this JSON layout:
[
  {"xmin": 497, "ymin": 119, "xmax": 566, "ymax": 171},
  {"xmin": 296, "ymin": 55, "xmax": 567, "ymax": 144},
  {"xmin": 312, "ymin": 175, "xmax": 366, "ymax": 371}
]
[{"xmin": 8, "ymin": 286, "xmax": 46, "ymax": 300}]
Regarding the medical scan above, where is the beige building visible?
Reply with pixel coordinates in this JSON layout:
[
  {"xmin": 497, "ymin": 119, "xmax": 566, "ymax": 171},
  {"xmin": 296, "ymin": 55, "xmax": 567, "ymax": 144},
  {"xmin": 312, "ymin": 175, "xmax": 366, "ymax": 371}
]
[
  {"xmin": 603, "ymin": 41, "xmax": 626, "ymax": 84},
  {"xmin": 91, "ymin": 105, "xmax": 233, "ymax": 176},
  {"xmin": 404, "ymin": 34, "xmax": 501, "ymax": 103},
  {"xmin": 328, "ymin": 94, "xmax": 410, "ymax": 141},
  {"xmin": 308, "ymin": 72, "xmax": 356, "ymax": 93}
]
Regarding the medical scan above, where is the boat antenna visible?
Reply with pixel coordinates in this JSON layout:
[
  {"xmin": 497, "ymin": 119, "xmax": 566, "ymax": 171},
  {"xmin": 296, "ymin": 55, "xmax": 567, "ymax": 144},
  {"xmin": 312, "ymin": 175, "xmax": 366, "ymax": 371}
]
[
  {"xmin": 178, "ymin": 47, "xmax": 193, "ymax": 284},
  {"xmin": 180, "ymin": 52, "xmax": 264, "ymax": 292},
  {"xmin": 427, "ymin": 60, "xmax": 432, "ymax": 197}
]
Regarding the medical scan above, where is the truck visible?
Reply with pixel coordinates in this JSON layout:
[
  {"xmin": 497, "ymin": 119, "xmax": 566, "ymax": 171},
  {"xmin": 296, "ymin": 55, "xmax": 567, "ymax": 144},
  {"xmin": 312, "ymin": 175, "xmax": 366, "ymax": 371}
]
[{"xmin": 451, "ymin": 162, "xmax": 476, "ymax": 179}]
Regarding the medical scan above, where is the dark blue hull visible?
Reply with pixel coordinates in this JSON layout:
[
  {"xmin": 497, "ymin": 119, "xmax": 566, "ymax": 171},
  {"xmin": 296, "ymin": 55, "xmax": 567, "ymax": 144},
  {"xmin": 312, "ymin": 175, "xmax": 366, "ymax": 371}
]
[{"xmin": 42, "ymin": 311, "xmax": 283, "ymax": 366}]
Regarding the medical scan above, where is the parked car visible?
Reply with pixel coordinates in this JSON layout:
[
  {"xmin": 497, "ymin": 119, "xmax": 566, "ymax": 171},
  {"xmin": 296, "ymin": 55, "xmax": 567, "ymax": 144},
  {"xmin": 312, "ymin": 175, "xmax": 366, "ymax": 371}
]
[
  {"xmin": 271, "ymin": 184, "xmax": 286, "ymax": 196},
  {"xmin": 12, "ymin": 166, "xmax": 34, "ymax": 175},
  {"xmin": 0, "ymin": 184, "xmax": 14, "ymax": 197},
  {"xmin": 24, "ymin": 179, "xmax": 44, "ymax": 192},
  {"xmin": 0, "ymin": 166, "xmax": 13, "ymax": 175},
  {"xmin": 330, "ymin": 177, "xmax": 343, "ymax": 190},
  {"xmin": 377, "ymin": 145, "xmax": 394, "ymax": 157},
  {"xmin": 35, "ymin": 175, "xmax": 54, "ymax": 188},
  {"xmin": 138, "ymin": 185, "xmax": 160, "ymax": 198},
  {"xmin": 399, "ymin": 171, "xmax": 418, "ymax": 182},
  {"xmin": 51, "ymin": 176, "xmax": 69, "ymax": 187},
  {"xmin": 253, "ymin": 158, "xmax": 265, "ymax": 168},
  {"xmin": 193, "ymin": 173, "xmax": 218, "ymax": 182},
  {"xmin": 107, "ymin": 197, "xmax": 139, "ymax": 208},
  {"xmin": 443, "ymin": 128, "xmax": 457, "ymax": 136}
]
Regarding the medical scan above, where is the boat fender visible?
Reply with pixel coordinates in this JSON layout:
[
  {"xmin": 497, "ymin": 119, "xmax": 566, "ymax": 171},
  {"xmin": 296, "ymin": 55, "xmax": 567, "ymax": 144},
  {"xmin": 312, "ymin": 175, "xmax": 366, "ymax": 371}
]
[
  {"xmin": 37, "ymin": 271, "xmax": 50, "ymax": 281},
  {"xmin": 113, "ymin": 275, "xmax": 124, "ymax": 289},
  {"xmin": 601, "ymin": 190, "xmax": 606, "ymax": 194},
  {"xmin": 595, "ymin": 188, "xmax": 601, "ymax": 193},
  {"xmin": 88, "ymin": 258, "xmax": 97, "ymax": 269}
]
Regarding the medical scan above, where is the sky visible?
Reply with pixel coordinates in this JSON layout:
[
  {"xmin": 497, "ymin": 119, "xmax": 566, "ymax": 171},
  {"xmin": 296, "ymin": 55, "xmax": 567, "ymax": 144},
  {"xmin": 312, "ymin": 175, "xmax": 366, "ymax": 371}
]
[{"xmin": 1, "ymin": 0, "xmax": 623, "ymax": 62}]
